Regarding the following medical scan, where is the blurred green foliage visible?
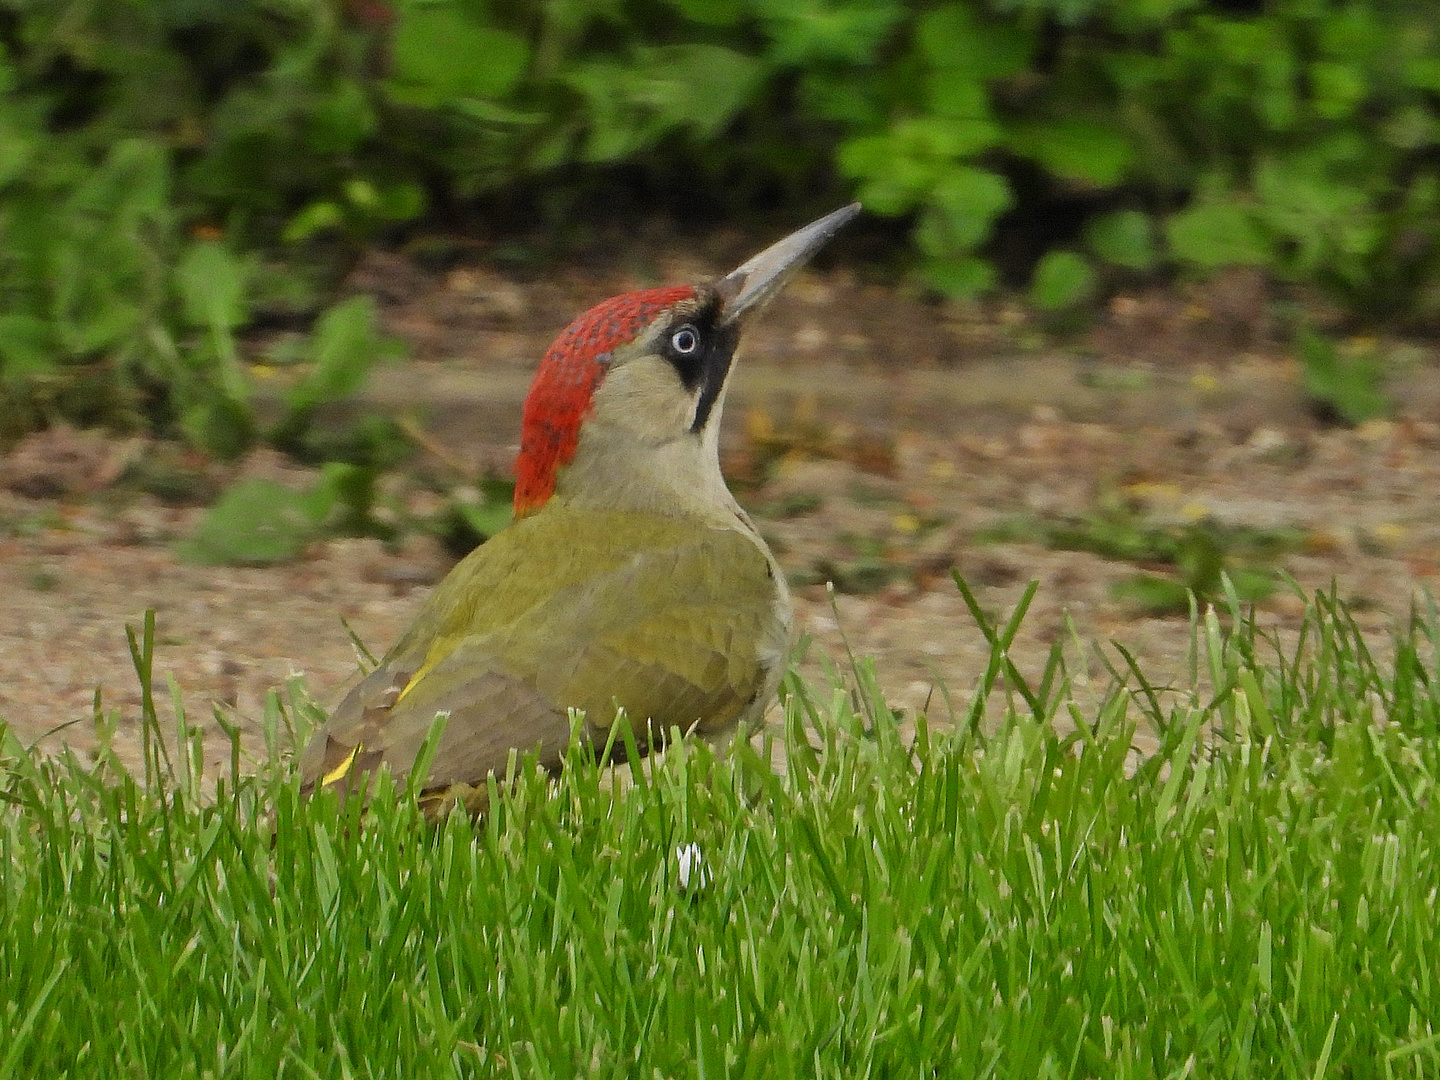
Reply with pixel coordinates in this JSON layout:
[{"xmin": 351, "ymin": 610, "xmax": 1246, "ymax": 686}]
[
  {"xmin": 1, "ymin": 0, "xmax": 1438, "ymax": 456},
  {"xmin": 1297, "ymin": 327, "xmax": 1392, "ymax": 427},
  {"xmin": 978, "ymin": 501, "xmax": 1307, "ymax": 614},
  {"xmin": 177, "ymin": 458, "xmax": 392, "ymax": 565}
]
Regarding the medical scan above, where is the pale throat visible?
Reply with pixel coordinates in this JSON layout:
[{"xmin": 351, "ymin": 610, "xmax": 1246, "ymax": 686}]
[{"xmin": 553, "ymin": 382, "xmax": 743, "ymax": 525}]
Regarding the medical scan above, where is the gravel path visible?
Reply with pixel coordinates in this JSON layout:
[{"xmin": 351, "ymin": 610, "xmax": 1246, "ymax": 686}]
[{"xmin": 3, "ymin": 248, "xmax": 1437, "ymax": 773}]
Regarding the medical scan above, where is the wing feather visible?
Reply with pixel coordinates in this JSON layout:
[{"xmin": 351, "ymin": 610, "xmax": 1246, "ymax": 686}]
[{"xmin": 298, "ymin": 506, "xmax": 783, "ymax": 806}]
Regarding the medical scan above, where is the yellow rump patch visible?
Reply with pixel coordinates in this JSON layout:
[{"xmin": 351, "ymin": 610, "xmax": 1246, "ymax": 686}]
[
  {"xmin": 321, "ymin": 743, "xmax": 363, "ymax": 787},
  {"xmin": 396, "ymin": 638, "xmax": 460, "ymax": 704}
]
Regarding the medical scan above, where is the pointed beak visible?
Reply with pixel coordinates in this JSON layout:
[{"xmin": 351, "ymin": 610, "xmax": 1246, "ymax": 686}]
[{"xmin": 716, "ymin": 203, "xmax": 861, "ymax": 327}]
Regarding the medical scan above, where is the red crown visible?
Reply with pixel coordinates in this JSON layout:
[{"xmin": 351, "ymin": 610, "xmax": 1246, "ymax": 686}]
[{"xmin": 514, "ymin": 285, "xmax": 695, "ymax": 515}]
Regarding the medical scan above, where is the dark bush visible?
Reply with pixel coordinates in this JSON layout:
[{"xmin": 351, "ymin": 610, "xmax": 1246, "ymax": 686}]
[{"xmin": 1, "ymin": 0, "xmax": 1436, "ymax": 447}]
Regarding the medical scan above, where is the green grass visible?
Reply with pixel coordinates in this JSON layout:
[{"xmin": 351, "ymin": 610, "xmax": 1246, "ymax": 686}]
[{"xmin": 4, "ymin": 584, "xmax": 1440, "ymax": 1077}]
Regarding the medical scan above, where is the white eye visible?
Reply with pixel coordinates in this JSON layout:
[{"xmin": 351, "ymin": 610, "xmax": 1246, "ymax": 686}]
[{"xmin": 670, "ymin": 325, "xmax": 699, "ymax": 354}]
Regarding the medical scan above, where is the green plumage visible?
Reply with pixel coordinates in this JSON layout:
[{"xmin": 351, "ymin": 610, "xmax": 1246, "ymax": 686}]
[
  {"xmin": 299, "ymin": 505, "xmax": 780, "ymax": 809},
  {"xmin": 297, "ymin": 206, "xmax": 859, "ymax": 812}
]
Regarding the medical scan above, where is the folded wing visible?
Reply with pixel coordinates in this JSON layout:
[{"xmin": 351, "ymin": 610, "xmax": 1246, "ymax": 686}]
[{"xmin": 298, "ymin": 507, "xmax": 780, "ymax": 808}]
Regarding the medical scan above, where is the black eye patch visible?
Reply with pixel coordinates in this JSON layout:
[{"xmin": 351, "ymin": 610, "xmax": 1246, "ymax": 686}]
[{"xmin": 661, "ymin": 305, "xmax": 739, "ymax": 432}]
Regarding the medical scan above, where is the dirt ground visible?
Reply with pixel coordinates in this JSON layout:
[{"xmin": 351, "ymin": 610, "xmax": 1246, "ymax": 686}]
[{"xmin": 3, "ymin": 230, "xmax": 1439, "ymax": 773}]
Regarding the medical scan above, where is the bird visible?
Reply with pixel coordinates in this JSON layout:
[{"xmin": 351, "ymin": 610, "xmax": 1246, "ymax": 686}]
[{"xmin": 298, "ymin": 204, "xmax": 861, "ymax": 814}]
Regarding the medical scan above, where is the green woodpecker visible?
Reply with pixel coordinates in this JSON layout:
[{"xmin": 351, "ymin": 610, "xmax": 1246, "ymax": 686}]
[{"xmin": 299, "ymin": 205, "xmax": 860, "ymax": 812}]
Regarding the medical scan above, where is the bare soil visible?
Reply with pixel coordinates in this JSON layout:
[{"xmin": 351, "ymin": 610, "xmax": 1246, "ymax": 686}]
[{"xmin": 4, "ymin": 236, "xmax": 1439, "ymax": 773}]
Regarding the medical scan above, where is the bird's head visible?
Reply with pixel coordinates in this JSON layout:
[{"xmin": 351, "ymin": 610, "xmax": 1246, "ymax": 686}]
[{"xmin": 513, "ymin": 204, "xmax": 860, "ymax": 517}]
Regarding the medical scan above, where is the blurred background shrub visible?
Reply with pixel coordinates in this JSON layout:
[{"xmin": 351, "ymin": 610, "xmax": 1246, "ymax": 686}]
[{"xmin": 0, "ymin": 0, "xmax": 1437, "ymax": 451}]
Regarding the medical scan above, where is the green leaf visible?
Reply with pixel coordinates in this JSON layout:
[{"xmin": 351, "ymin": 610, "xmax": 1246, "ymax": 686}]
[
  {"xmin": 177, "ymin": 241, "xmax": 248, "ymax": 331},
  {"xmin": 917, "ymin": 4, "xmax": 1035, "ymax": 80},
  {"xmin": 1008, "ymin": 119, "xmax": 1134, "ymax": 187},
  {"xmin": 1029, "ymin": 250, "xmax": 1096, "ymax": 312},
  {"xmin": 838, "ymin": 135, "xmax": 933, "ymax": 215},
  {"xmin": 1112, "ymin": 0, "xmax": 1203, "ymax": 24},
  {"xmin": 343, "ymin": 178, "xmax": 382, "ymax": 211},
  {"xmin": 0, "ymin": 315, "xmax": 56, "ymax": 380},
  {"xmin": 372, "ymin": 180, "xmax": 427, "ymax": 222},
  {"xmin": 443, "ymin": 476, "xmax": 517, "ymax": 551},
  {"xmin": 51, "ymin": 293, "xmax": 142, "ymax": 358},
  {"xmin": 1256, "ymin": 47, "xmax": 1298, "ymax": 131},
  {"xmin": 839, "ymin": 119, "xmax": 1001, "ymax": 215},
  {"xmin": 1084, "ymin": 210, "xmax": 1157, "ymax": 270},
  {"xmin": 180, "ymin": 396, "xmax": 255, "ymax": 461},
  {"xmin": 305, "ymin": 77, "xmax": 376, "ymax": 154},
  {"xmin": 1166, "ymin": 199, "xmax": 1269, "ymax": 267},
  {"xmin": 566, "ymin": 45, "xmax": 762, "ymax": 162},
  {"xmin": 310, "ymin": 461, "xmax": 382, "ymax": 534},
  {"xmin": 1404, "ymin": 56, "xmax": 1440, "ymax": 93},
  {"xmin": 921, "ymin": 254, "xmax": 996, "ymax": 299},
  {"xmin": 175, "ymin": 241, "xmax": 249, "ymax": 409},
  {"xmin": 752, "ymin": 0, "xmax": 905, "ymax": 66},
  {"xmin": 1298, "ymin": 329, "xmax": 1390, "ymax": 426},
  {"xmin": 916, "ymin": 165, "xmax": 1012, "ymax": 254},
  {"xmin": 1308, "ymin": 60, "xmax": 1367, "ymax": 120},
  {"xmin": 1173, "ymin": 527, "xmax": 1224, "ymax": 595},
  {"xmin": 69, "ymin": 139, "xmax": 170, "ymax": 223},
  {"xmin": 661, "ymin": 0, "xmax": 746, "ymax": 25},
  {"xmin": 1253, "ymin": 148, "xmax": 1379, "ymax": 277},
  {"xmin": 389, "ymin": 7, "xmax": 529, "ymax": 104},
  {"xmin": 1226, "ymin": 566, "xmax": 1277, "ymax": 604},
  {"xmin": 1112, "ymin": 573, "xmax": 1190, "ymax": 615},
  {"xmin": 283, "ymin": 201, "xmax": 346, "ymax": 244},
  {"xmin": 177, "ymin": 478, "xmax": 322, "ymax": 565},
  {"xmin": 449, "ymin": 98, "xmax": 547, "ymax": 127},
  {"xmin": 457, "ymin": 496, "xmax": 513, "ymax": 540},
  {"xmin": 798, "ymin": 68, "xmax": 885, "ymax": 127},
  {"xmin": 0, "ymin": 117, "xmax": 36, "ymax": 188},
  {"xmin": 41, "ymin": 139, "xmax": 171, "ymax": 360},
  {"xmin": 926, "ymin": 71, "xmax": 990, "ymax": 120},
  {"xmin": 286, "ymin": 297, "xmax": 402, "ymax": 416}
]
